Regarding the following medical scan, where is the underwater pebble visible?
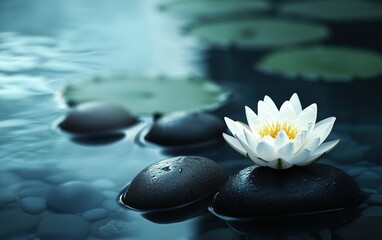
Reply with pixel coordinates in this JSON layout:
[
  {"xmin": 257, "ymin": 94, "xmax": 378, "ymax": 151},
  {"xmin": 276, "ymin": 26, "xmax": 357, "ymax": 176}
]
[
  {"xmin": 82, "ymin": 208, "xmax": 109, "ymax": 221},
  {"xmin": 363, "ymin": 143, "xmax": 382, "ymax": 164},
  {"xmin": 59, "ymin": 101, "xmax": 137, "ymax": 135},
  {"xmin": 19, "ymin": 197, "xmax": 46, "ymax": 214},
  {"xmin": 102, "ymin": 199, "xmax": 119, "ymax": 211},
  {"xmin": 0, "ymin": 210, "xmax": 39, "ymax": 238},
  {"xmin": 11, "ymin": 167, "xmax": 54, "ymax": 180},
  {"xmin": 145, "ymin": 112, "xmax": 225, "ymax": 146},
  {"xmin": 0, "ymin": 172, "xmax": 22, "ymax": 188},
  {"xmin": 334, "ymin": 216, "xmax": 382, "ymax": 240},
  {"xmin": 47, "ymin": 181, "xmax": 104, "ymax": 213},
  {"xmin": 91, "ymin": 216, "xmax": 131, "ymax": 239},
  {"xmin": 103, "ymin": 190, "xmax": 119, "ymax": 199},
  {"xmin": 18, "ymin": 187, "xmax": 49, "ymax": 198},
  {"xmin": 362, "ymin": 206, "xmax": 382, "ymax": 217},
  {"xmin": 369, "ymin": 194, "xmax": 382, "ymax": 205},
  {"xmin": 331, "ymin": 146, "xmax": 368, "ymax": 164},
  {"xmin": 346, "ymin": 167, "xmax": 367, "ymax": 177},
  {"xmin": 121, "ymin": 156, "xmax": 228, "ymax": 211},
  {"xmin": 356, "ymin": 171, "xmax": 382, "ymax": 189},
  {"xmin": 36, "ymin": 214, "xmax": 90, "ymax": 240},
  {"xmin": 210, "ymin": 164, "xmax": 363, "ymax": 219},
  {"xmin": 44, "ymin": 172, "xmax": 78, "ymax": 184},
  {"xmin": 92, "ymin": 179, "xmax": 116, "ymax": 190},
  {"xmin": 40, "ymin": 210, "xmax": 54, "ymax": 218},
  {"xmin": 197, "ymin": 228, "xmax": 241, "ymax": 240},
  {"xmin": 0, "ymin": 189, "xmax": 17, "ymax": 205},
  {"xmin": 363, "ymin": 188, "xmax": 379, "ymax": 196},
  {"xmin": 9, "ymin": 180, "xmax": 49, "ymax": 191}
]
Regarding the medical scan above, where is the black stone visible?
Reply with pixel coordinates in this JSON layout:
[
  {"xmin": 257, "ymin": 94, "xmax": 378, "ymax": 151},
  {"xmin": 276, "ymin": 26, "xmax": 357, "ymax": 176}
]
[
  {"xmin": 120, "ymin": 156, "xmax": 228, "ymax": 211},
  {"xmin": 144, "ymin": 112, "xmax": 226, "ymax": 146},
  {"xmin": 59, "ymin": 101, "xmax": 137, "ymax": 136},
  {"xmin": 210, "ymin": 164, "xmax": 364, "ymax": 220}
]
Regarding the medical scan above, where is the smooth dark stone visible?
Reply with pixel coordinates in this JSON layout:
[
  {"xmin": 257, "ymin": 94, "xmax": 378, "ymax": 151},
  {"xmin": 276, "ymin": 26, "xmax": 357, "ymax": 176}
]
[
  {"xmin": 120, "ymin": 156, "xmax": 228, "ymax": 211},
  {"xmin": 227, "ymin": 208, "xmax": 360, "ymax": 236},
  {"xmin": 144, "ymin": 112, "xmax": 226, "ymax": 146},
  {"xmin": 210, "ymin": 164, "xmax": 364, "ymax": 219},
  {"xmin": 59, "ymin": 101, "xmax": 137, "ymax": 136}
]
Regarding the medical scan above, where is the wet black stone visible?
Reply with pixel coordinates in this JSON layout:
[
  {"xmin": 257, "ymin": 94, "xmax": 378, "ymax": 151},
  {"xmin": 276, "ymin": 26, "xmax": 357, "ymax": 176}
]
[
  {"xmin": 120, "ymin": 156, "xmax": 228, "ymax": 211},
  {"xmin": 144, "ymin": 112, "xmax": 226, "ymax": 146},
  {"xmin": 59, "ymin": 101, "xmax": 137, "ymax": 136},
  {"xmin": 210, "ymin": 164, "xmax": 364, "ymax": 219}
]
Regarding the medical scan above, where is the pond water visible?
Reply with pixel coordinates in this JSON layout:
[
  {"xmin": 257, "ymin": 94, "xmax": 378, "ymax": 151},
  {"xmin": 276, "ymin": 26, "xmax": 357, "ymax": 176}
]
[{"xmin": 1, "ymin": 0, "xmax": 382, "ymax": 239}]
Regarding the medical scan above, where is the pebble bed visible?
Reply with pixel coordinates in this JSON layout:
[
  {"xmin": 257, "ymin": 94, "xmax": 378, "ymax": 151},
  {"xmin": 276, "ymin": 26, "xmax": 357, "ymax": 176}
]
[{"xmin": 1, "ymin": 123, "xmax": 382, "ymax": 239}]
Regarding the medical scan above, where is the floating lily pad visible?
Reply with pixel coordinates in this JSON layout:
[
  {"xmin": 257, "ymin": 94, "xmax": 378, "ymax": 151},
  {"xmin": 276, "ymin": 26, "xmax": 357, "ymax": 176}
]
[
  {"xmin": 187, "ymin": 18, "xmax": 329, "ymax": 48},
  {"xmin": 60, "ymin": 75, "xmax": 228, "ymax": 115},
  {"xmin": 257, "ymin": 46, "xmax": 382, "ymax": 81},
  {"xmin": 160, "ymin": 0, "xmax": 270, "ymax": 18},
  {"xmin": 280, "ymin": 0, "xmax": 382, "ymax": 22}
]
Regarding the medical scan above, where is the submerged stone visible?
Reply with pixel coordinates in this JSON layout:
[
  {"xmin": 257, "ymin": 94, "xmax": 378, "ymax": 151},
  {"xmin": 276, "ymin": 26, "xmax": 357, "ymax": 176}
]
[
  {"xmin": 333, "ymin": 216, "xmax": 382, "ymax": 240},
  {"xmin": 36, "ymin": 214, "xmax": 89, "ymax": 240},
  {"xmin": 0, "ymin": 210, "xmax": 39, "ymax": 238},
  {"xmin": 91, "ymin": 216, "xmax": 131, "ymax": 239},
  {"xmin": 210, "ymin": 164, "xmax": 364, "ymax": 219},
  {"xmin": 47, "ymin": 181, "xmax": 104, "ymax": 214},
  {"xmin": 145, "ymin": 112, "xmax": 226, "ymax": 146},
  {"xmin": 59, "ymin": 101, "xmax": 137, "ymax": 135},
  {"xmin": 120, "ymin": 156, "xmax": 228, "ymax": 222}
]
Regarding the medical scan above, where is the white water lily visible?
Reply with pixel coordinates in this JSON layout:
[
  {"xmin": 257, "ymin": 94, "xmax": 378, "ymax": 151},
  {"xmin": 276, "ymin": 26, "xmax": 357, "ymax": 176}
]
[{"xmin": 223, "ymin": 93, "xmax": 339, "ymax": 170}]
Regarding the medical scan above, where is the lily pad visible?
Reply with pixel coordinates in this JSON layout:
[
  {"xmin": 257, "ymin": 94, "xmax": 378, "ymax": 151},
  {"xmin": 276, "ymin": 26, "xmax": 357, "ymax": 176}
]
[
  {"xmin": 280, "ymin": 0, "xmax": 382, "ymax": 22},
  {"xmin": 257, "ymin": 46, "xmax": 382, "ymax": 81},
  {"xmin": 160, "ymin": 0, "xmax": 270, "ymax": 18},
  {"xmin": 60, "ymin": 75, "xmax": 228, "ymax": 115},
  {"xmin": 187, "ymin": 18, "xmax": 329, "ymax": 48}
]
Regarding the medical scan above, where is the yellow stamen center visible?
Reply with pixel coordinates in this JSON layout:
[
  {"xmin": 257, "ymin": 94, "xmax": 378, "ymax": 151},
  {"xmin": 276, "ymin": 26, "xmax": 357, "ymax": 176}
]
[{"xmin": 258, "ymin": 122, "xmax": 298, "ymax": 139}]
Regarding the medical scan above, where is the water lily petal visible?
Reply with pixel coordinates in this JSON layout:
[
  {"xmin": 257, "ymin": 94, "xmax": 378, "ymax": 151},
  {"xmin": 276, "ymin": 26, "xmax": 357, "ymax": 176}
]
[
  {"xmin": 292, "ymin": 130, "xmax": 307, "ymax": 153},
  {"xmin": 274, "ymin": 130, "xmax": 289, "ymax": 150},
  {"xmin": 290, "ymin": 93, "xmax": 302, "ymax": 115},
  {"xmin": 266, "ymin": 158, "xmax": 293, "ymax": 170},
  {"xmin": 277, "ymin": 142, "xmax": 294, "ymax": 160},
  {"xmin": 222, "ymin": 133, "xmax": 247, "ymax": 156},
  {"xmin": 235, "ymin": 133, "xmax": 260, "ymax": 159},
  {"xmin": 294, "ymin": 103, "xmax": 317, "ymax": 133},
  {"xmin": 310, "ymin": 117, "xmax": 336, "ymax": 145},
  {"xmin": 224, "ymin": 117, "xmax": 246, "ymax": 143},
  {"xmin": 302, "ymin": 137, "xmax": 321, "ymax": 155},
  {"xmin": 256, "ymin": 140, "xmax": 277, "ymax": 161},
  {"xmin": 264, "ymin": 95, "xmax": 279, "ymax": 116},
  {"xmin": 243, "ymin": 127, "xmax": 260, "ymax": 150},
  {"xmin": 287, "ymin": 149, "xmax": 311, "ymax": 165},
  {"xmin": 258, "ymin": 100, "xmax": 277, "ymax": 122},
  {"xmin": 245, "ymin": 106, "xmax": 262, "ymax": 133},
  {"xmin": 311, "ymin": 139, "xmax": 340, "ymax": 157},
  {"xmin": 279, "ymin": 100, "xmax": 296, "ymax": 121}
]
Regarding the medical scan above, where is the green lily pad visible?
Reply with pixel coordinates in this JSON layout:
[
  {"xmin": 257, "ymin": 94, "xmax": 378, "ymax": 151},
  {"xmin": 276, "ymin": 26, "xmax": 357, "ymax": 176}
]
[
  {"xmin": 60, "ymin": 75, "xmax": 229, "ymax": 115},
  {"xmin": 187, "ymin": 18, "xmax": 329, "ymax": 48},
  {"xmin": 257, "ymin": 46, "xmax": 382, "ymax": 81},
  {"xmin": 160, "ymin": 0, "xmax": 270, "ymax": 18},
  {"xmin": 280, "ymin": 0, "xmax": 382, "ymax": 22}
]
